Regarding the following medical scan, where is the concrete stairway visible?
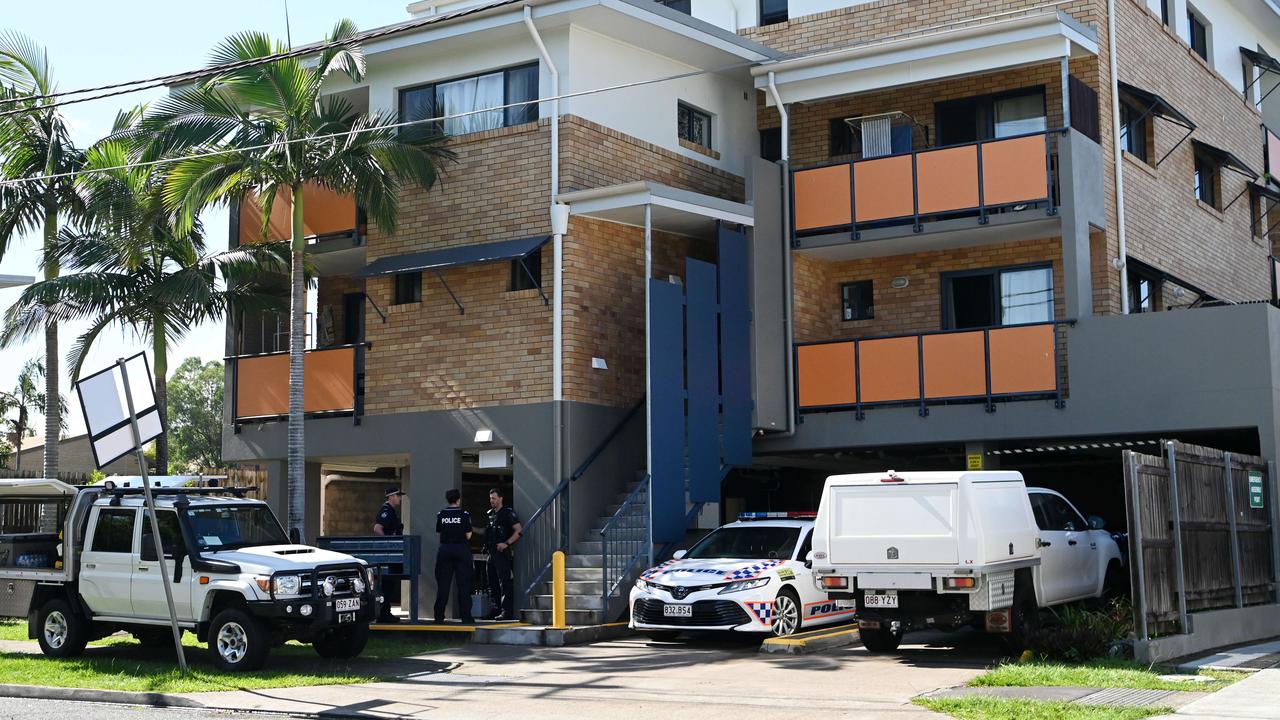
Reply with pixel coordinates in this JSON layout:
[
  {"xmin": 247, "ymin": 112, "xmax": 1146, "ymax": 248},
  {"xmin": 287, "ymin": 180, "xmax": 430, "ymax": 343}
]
[{"xmin": 520, "ymin": 479, "xmax": 649, "ymax": 626}]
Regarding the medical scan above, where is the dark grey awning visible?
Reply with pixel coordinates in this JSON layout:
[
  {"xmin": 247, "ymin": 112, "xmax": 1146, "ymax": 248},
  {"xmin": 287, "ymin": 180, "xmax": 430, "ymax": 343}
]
[
  {"xmin": 1118, "ymin": 81, "xmax": 1196, "ymax": 130},
  {"xmin": 1192, "ymin": 139, "xmax": 1259, "ymax": 179},
  {"xmin": 355, "ymin": 235, "xmax": 550, "ymax": 278},
  {"xmin": 1242, "ymin": 47, "xmax": 1280, "ymax": 74}
]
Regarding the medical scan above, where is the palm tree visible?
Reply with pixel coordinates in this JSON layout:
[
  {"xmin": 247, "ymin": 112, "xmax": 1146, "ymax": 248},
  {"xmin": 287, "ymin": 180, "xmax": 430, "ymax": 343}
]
[
  {"xmin": 0, "ymin": 32, "xmax": 85, "ymax": 479},
  {"xmin": 132, "ymin": 20, "xmax": 454, "ymax": 539},
  {"xmin": 1, "ymin": 112, "xmax": 290, "ymax": 474},
  {"xmin": 0, "ymin": 359, "xmax": 48, "ymax": 473}
]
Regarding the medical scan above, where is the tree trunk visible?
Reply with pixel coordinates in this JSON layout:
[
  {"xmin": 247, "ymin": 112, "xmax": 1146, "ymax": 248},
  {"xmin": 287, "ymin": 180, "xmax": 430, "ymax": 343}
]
[
  {"xmin": 41, "ymin": 206, "xmax": 59, "ymax": 480},
  {"xmin": 153, "ymin": 314, "xmax": 168, "ymax": 476},
  {"xmin": 13, "ymin": 409, "xmax": 23, "ymax": 474},
  {"xmin": 287, "ymin": 185, "xmax": 307, "ymax": 542}
]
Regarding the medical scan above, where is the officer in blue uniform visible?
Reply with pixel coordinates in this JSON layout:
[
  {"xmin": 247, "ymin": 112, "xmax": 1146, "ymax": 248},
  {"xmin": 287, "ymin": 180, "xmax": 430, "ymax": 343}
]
[
  {"xmin": 433, "ymin": 488, "xmax": 474, "ymax": 624},
  {"xmin": 485, "ymin": 488, "xmax": 522, "ymax": 621},
  {"xmin": 373, "ymin": 488, "xmax": 405, "ymax": 623}
]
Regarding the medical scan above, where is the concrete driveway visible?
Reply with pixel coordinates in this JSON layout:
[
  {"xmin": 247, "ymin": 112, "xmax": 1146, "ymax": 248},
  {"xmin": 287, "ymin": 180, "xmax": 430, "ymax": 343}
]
[{"xmin": 183, "ymin": 630, "xmax": 1004, "ymax": 719}]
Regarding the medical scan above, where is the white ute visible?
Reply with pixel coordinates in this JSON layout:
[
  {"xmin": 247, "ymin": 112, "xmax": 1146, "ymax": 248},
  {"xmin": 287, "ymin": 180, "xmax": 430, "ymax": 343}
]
[
  {"xmin": 0, "ymin": 479, "xmax": 380, "ymax": 670},
  {"xmin": 810, "ymin": 470, "xmax": 1122, "ymax": 652}
]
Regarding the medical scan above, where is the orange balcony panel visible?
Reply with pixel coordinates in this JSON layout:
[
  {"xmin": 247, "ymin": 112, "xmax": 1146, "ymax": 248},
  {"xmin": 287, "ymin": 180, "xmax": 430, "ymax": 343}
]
[
  {"xmin": 858, "ymin": 336, "xmax": 920, "ymax": 403},
  {"xmin": 922, "ymin": 332, "xmax": 986, "ymax": 399},
  {"xmin": 988, "ymin": 325, "xmax": 1056, "ymax": 395},
  {"xmin": 239, "ymin": 183, "xmax": 357, "ymax": 244},
  {"xmin": 916, "ymin": 145, "xmax": 979, "ymax": 215},
  {"xmin": 797, "ymin": 342, "xmax": 857, "ymax": 408},
  {"xmin": 235, "ymin": 347, "xmax": 356, "ymax": 420},
  {"xmin": 981, "ymin": 135, "xmax": 1048, "ymax": 207},
  {"xmin": 793, "ymin": 166, "xmax": 852, "ymax": 232},
  {"xmin": 1269, "ymin": 130, "xmax": 1280, "ymax": 176},
  {"xmin": 854, "ymin": 155, "xmax": 915, "ymax": 223}
]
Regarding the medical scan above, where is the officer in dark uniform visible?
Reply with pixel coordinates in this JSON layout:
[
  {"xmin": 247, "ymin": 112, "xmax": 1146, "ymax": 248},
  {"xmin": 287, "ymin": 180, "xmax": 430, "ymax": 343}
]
[
  {"xmin": 373, "ymin": 488, "xmax": 405, "ymax": 623},
  {"xmin": 485, "ymin": 487, "xmax": 522, "ymax": 621},
  {"xmin": 433, "ymin": 488, "xmax": 474, "ymax": 624}
]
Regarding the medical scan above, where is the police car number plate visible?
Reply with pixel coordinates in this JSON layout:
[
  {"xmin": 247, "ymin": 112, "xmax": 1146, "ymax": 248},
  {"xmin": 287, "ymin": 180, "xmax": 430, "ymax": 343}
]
[
  {"xmin": 336, "ymin": 598, "xmax": 361, "ymax": 612},
  {"xmin": 663, "ymin": 604, "xmax": 693, "ymax": 617},
  {"xmin": 862, "ymin": 591, "xmax": 898, "ymax": 608}
]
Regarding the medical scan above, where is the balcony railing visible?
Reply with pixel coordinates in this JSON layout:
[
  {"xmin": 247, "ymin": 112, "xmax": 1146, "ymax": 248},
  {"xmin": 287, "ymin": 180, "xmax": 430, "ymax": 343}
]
[
  {"xmin": 229, "ymin": 344, "xmax": 366, "ymax": 426},
  {"xmin": 794, "ymin": 321, "xmax": 1071, "ymax": 417},
  {"xmin": 237, "ymin": 183, "xmax": 362, "ymax": 246},
  {"xmin": 790, "ymin": 129, "xmax": 1061, "ymax": 239}
]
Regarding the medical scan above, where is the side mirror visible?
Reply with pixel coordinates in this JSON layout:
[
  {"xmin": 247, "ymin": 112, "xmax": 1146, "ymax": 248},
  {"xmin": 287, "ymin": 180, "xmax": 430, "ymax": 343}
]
[
  {"xmin": 1088, "ymin": 515, "xmax": 1106, "ymax": 531},
  {"xmin": 804, "ymin": 550, "xmax": 814, "ymax": 569},
  {"xmin": 672, "ymin": 550, "xmax": 687, "ymax": 560}
]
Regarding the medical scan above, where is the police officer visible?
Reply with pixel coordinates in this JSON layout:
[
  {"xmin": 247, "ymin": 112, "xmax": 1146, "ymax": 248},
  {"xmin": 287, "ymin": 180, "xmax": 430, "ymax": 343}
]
[
  {"xmin": 433, "ymin": 488, "xmax": 474, "ymax": 624},
  {"xmin": 485, "ymin": 488, "xmax": 522, "ymax": 621},
  {"xmin": 373, "ymin": 488, "xmax": 405, "ymax": 624}
]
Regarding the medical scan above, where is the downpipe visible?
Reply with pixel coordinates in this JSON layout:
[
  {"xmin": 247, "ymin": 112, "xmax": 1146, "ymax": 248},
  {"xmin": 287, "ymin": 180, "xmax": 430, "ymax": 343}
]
[{"xmin": 1107, "ymin": 0, "xmax": 1129, "ymax": 313}]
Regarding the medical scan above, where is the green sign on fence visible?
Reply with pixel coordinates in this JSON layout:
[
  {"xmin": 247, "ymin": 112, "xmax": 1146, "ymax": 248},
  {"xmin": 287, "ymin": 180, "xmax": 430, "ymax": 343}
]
[{"xmin": 1249, "ymin": 470, "xmax": 1265, "ymax": 509}]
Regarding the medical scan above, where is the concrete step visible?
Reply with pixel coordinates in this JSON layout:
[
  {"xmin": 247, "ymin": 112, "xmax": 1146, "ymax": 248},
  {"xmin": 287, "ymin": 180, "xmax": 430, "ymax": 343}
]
[
  {"xmin": 539, "ymin": 579, "xmax": 607, "ymax": 597},
  {"xmin": 565, "ymin": 567, "xmax": 604, "ymax": 582},
  {"xmin": 521, "ymin": 608, "xmax": 610, "ymax": 626},
  {"xmin": 566, "ymin": 553, "xmax": 638, "ymax": 568},
  {"xmin": 531, "ymin": 593, "xmax": 606, "ymax": 610}
]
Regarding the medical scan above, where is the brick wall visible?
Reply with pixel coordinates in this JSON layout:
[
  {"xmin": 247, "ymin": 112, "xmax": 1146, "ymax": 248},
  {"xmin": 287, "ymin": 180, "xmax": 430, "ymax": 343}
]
[
  {"xmin": 793, "ymin": 237, "xmax": 1065, "ymax": 342},
  {"xmin": 321, "ymin": 476, "xmax": 389, "ymax": 536},
  {"xmin": 359, "ymin": 116, "xmax": 742, "ymax": 415},
  {"xmin": 1115, "ymin": 0, "xmax": 1271, "ymax": 302}
]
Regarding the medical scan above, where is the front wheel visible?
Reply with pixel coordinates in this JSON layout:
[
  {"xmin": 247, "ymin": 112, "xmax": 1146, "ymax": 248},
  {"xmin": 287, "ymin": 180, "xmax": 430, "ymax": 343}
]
[
  {"xmin": 37, "ymin": 598, "xmax": 88, "ymax": 658},
  {"xmin": 314, "ymin": 623, "xmax": 371, "ymax": 659},
  {"xmin": 859, "ymin": 622, "xmax": 902, "ymax": 652},
  {"xmin": 770, "ymin": 589, "xmax": 802, "ymax": 637},
  {"xmin": 208, "ymin": 608, "xmax": 270, "ymax": 671}
]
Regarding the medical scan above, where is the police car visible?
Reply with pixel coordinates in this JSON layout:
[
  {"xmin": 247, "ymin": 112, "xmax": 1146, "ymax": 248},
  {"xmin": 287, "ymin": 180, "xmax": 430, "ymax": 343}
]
[{"xmin": 629, "ymin": 513, "xmax": 856, "ymax": 638}]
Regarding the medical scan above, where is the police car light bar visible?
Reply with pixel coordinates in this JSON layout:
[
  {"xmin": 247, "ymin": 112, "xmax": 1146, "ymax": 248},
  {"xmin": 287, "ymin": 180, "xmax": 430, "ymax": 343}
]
[{"xmin": 738, "ymin": 511, "xmax": 817, "ymax": 520}]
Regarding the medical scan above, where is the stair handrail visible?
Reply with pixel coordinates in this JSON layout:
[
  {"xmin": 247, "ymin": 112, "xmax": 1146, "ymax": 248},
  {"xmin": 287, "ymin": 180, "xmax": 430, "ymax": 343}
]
[
  {"xmin": 600, "ymin": 473, "xmax": 651, "ymax": 606},
  {"xmin": 516, "ymin": 396, "xmax": 646, "ymax": 611}
]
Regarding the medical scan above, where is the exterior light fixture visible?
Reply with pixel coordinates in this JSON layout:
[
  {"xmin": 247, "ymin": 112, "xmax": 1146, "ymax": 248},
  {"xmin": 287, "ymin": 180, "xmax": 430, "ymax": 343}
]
[{"xmin": 474, "ymin": 429, "xmax": 494, "ymax": 443}]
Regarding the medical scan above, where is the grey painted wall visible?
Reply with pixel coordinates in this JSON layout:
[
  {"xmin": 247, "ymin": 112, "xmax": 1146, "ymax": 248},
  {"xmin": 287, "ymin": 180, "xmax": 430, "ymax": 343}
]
[
  {"xmin": 749, "ymin": 156, "xmax": 789, "ymax": 433},
  {"xmin": 1059, "ymin": 129, "xmax": 1106, "ymax": 320}
]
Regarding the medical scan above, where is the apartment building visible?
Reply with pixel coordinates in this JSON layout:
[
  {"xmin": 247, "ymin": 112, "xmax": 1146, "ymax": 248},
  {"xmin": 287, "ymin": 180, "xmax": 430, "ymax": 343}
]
[{"xmin": 222, "ymin": 0, "xmax": 1280, "ymax": 631}]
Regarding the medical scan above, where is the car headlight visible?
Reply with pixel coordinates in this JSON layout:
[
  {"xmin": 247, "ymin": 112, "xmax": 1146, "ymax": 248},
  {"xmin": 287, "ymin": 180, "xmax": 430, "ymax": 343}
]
[
  {"xmin": 272, "ymin": 575, "xmax": 301, "ymax": 596},
  {"xmin": 719, "ymin": 577, "xmax": 771, "ymax": 594},
  {"xmin": 635, "ymin": 578, "xmax": 656, "ymax": 592},
  {"xmin": 365, "ymin": 566, "xmax": 377, "ymax": 587},
  {"xmin": 353, "ymin": 577, "xmax": 366, "ymax": 594},
  {"xmin": 322, "ymin": 576, "xmax": 336, "ymax": 597}
]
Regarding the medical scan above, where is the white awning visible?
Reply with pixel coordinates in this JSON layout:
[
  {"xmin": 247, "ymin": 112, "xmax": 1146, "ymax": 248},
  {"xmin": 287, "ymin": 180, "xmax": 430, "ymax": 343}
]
[
  {"xmin": 557, "ymin": 181, "xmax": 753, "ymax": 236},
  {"xmin": 752, "ymin": 11, "xmax": 1098, "ymax": 106}
]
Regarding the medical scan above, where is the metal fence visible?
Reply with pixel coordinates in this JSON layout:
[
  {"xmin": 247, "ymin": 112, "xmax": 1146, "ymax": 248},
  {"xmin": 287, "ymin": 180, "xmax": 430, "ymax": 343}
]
[
  {"xmin": 1124, "ymin": 440, "xmax": 1278, "ymax": 639},
  {"xmin": 600, "ymin": 474, "xmax": 651, "ymax": 609}
]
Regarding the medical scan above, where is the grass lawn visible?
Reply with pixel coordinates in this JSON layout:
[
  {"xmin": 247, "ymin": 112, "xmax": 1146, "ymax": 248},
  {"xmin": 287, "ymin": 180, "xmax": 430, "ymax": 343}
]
[
  {"xmin": 917, "ymin": 697, "xmax": 1170, "ymax": 720},
  {"xmin": 0, "ymin": 619, "xmax": 459, "ymax": 693},
  {"xmin": 971, "ymin": 658, "xmax": 1244, "ymax": 692}
]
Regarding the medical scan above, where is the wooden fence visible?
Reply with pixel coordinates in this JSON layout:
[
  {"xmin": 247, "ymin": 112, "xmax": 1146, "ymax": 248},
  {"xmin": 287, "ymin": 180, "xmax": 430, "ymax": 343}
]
[{"xmin": 1124, "ymin": 441, "xmax": 1278, "ymax": 638}]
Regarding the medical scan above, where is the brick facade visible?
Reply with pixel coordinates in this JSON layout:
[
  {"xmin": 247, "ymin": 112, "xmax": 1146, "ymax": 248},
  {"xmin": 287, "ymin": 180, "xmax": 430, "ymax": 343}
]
[
  {"xmin": 793, "ymin": 237, "xmax": 1065, "ymax": 343},
  {"xmin": 355, "ymin": 115, "xmax": 741, "ymax": 416}
]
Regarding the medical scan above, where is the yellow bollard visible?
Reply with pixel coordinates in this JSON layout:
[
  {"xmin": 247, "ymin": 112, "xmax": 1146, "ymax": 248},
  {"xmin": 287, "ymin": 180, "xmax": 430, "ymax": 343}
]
[{"xmin": 552, "ymin": 550, "xmax": 567, "ymax": 629}]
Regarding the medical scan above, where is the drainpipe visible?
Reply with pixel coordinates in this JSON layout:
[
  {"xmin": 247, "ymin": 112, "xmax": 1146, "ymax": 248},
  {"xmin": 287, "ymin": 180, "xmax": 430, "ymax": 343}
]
[
  {"xmin": 767, "ymin": 72, "xmax": 796, "ymax": 437},
  {"xmin": 525, "ymin": 6, "xmax": 569, "ymax": 540},
  {"xmin": 1107, "ymin": 0, "xmax": 1130, "ymax": 314}
]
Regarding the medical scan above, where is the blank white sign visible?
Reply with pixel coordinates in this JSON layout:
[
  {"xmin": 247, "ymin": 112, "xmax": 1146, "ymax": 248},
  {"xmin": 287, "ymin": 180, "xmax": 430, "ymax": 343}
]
[{"xmin": 75, "ymin": 354, "xmax": 163, "ymax": 468}]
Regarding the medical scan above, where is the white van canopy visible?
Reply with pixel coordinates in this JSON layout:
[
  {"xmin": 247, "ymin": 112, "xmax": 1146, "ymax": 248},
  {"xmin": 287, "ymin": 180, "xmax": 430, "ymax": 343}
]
[{"xmin": 0, "ymin": 478, "xmax": 79, "ymax": 497}]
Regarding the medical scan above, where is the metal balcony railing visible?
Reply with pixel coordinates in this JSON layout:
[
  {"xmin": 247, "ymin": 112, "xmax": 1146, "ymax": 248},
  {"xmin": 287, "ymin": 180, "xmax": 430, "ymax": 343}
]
[
  {"xmin": 790, "ymin": 129, "xmax": 1062, "ymax": 240},
  {"xmin": 794, "ymin": 320, "xmax": 1073, "ymax": 417}
]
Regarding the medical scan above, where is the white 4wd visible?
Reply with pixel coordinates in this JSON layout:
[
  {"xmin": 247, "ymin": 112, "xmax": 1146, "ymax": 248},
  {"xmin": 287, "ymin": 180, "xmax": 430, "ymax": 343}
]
[
  {"xmin": 810, "ymin": 471, "xmax": 1122, "ymax": 652},
  {"xmin": 0, "ymin": 480, "xmax": 380, "ymax": 671}
]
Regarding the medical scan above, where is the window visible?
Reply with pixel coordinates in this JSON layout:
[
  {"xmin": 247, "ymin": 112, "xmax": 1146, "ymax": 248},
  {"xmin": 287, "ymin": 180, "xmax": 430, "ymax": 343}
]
[
  {"xmin": 796, "ymin": 530, "xmax": 812, "ymax": 562},
  {"xmin": 1129, "ymin": 273, "xmax": 1154, "ymax": 313},
  {"xmin": 685, "ymin": 525, "xmax": 800, "ymax": 560},
  {"xmin": 840, "ymin": 280, "xmax": 874, "ymax": 321},
  {"xmin": 1188, "ymin": 10, "xmax": 1209, "ymax": 61},
  {"xmin": 141, "ymin": 511, "xmax": 185, "ymax": 560},
  {"xmin": 186, "ymin": 506, "xmax": 289, "ymax": 550},
  {"xmin": 759, "ymin": 127, "xmax": 781, "ymax": 162},
  {"xmin": 1119, "ymin": 100, "xmax": 1150, "ymax": 162},
  {"xmin": 677, "ymin": 103, "xmax": 712, "ymax": 149},
  {"xmin": 936, "ymin": 87, "xmax": 1046, "ymax": 145},
  {"xmin": 394, "ymin": 272, "xmax": 422, "ymax": 305},
  {"xmin": 829, "ymin": 118, "xmax": 857, "ymax": 156},
  {"xmin": 1029, "ymin": 492, "xmax": 1086, "ymax": 532},
  {"xmin": 90, "ymin": 509, "xmax": 136, "ymax": 554},
  {"xmin": 943, "ymin": 265, "xmax": 1054, "ymax": 329},
  {"xmin": 658, "ymin": 0, "xmax": 691, "ymax": 13},
  {"xmin": 1160, "ymin": 0, "xmax": 1172, "ymax": 26},
  {"xmin": 510, "ymin": 247, "xmax": 542, "ymax": 291},
  {"xmin": 342, "ymin": 293, "xmax": 365, "ymax": 344},
  {"xmin": 1194, "ymin": 152, "xmax": 1219, "ymax": 207},
  {"xmin": 760, "ymin": 0, "xmax": 787, "ymax": 25},
  {"xmin": 398, "ymin": 63, "xmax": 538, "ymax": 139}
]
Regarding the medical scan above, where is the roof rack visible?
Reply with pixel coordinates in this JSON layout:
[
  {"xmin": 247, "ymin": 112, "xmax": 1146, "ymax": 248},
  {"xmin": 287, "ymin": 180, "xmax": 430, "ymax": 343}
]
[{"xmin": 103, "ymin": 485, "xmax": 259, "ymax": 504}]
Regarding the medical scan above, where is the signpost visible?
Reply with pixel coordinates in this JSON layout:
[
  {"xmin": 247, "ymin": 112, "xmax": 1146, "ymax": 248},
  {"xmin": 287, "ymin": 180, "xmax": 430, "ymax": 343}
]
[
  {"xmin": 1250, "ymin": 470, "xmax": 1266, "ymax": 510},
  {"xmin": 74, "ymin": 353, "xmax": 186, "ymax": 672}
]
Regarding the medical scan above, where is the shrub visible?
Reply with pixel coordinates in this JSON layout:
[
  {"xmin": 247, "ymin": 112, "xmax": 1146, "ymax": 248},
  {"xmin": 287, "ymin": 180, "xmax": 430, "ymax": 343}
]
[{"xmin": 1028, "ymin": 598, "xmax": 1134, "ymax": 661}]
